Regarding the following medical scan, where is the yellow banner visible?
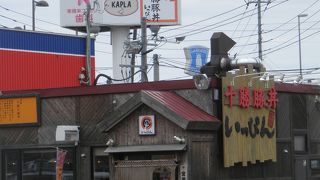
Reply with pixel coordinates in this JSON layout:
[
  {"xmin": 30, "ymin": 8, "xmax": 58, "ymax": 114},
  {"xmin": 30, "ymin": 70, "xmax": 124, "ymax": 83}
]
[{"xmin": 222, "ymin": 67, "xmax": 277, "ymax": 167}]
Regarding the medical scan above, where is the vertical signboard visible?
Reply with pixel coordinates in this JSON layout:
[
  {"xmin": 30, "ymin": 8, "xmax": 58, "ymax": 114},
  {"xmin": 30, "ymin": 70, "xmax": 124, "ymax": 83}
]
[
  {"xmin": 222, "ymin": 67, "xmax": 277, "ymax": 167},
  {"xmin": 139, "ymin": 115, "xmax": 155, "ymax": 135},
  {"xmin": 183, "ymin": 45, "xmax": 209, "ymax": 76},
  {"xmin": 142, "ymin": 0, "xmax": 179, "ymax": 24},
  {"xmin": 60, "ymin": 0, "xmax": 181, "ymax": 27}
]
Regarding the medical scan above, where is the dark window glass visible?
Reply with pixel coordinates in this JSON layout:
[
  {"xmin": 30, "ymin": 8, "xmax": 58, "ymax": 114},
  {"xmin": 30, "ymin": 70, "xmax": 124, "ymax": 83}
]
[
  {"xmin": 94, "ymin": 156, "xmax": 109, "ymax": 180},
  {"xmin": 311, "ymin": 159, "xmax": 320, "ymax": 177},
  {"xmin": 4, "ymin": 151, "xmax": 19, "ymax": 180},
  {"xmin": 22, "ymin": 150, "xmax": 56, "ymax": 180},
  {"xmin": 153, "ymin": 167, "xmax": 171, "ymax": 180},
  {"xmin": 3, "ymin": 148, "xmax": 74, "ymax": 180},
  {"xmin": 294, "ymin": 135, "xmax": 307, "ymax": 152},
  {"xmin": 292, "ymin": 95, "xmax": 307, "ymax": 129}
]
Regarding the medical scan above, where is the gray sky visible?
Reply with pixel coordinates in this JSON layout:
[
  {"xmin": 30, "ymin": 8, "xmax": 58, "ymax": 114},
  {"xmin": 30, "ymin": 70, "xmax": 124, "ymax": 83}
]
[{"xmin": 1, "ymin": 0, "xmax": 320, "ymax": 83}]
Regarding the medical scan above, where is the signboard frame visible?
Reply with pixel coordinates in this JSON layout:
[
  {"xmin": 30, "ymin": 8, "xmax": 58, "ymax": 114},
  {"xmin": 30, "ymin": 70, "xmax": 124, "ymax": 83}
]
[
  {"xmin": 0, "ymin": 94, "xmax": 41, "ymax": 127},
  {"xmin": 139, "ymin": 115, "xmax": 155, "ymax": 135},
  {"xmin": 60, "ymin": 0, "xmax": 181, "ymax": 28}
]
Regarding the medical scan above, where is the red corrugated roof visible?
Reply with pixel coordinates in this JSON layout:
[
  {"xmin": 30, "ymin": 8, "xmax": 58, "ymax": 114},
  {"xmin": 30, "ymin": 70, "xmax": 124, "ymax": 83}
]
[{"xmin": 143, "ymin": 90, "xmax": 219, "ymax": 122}]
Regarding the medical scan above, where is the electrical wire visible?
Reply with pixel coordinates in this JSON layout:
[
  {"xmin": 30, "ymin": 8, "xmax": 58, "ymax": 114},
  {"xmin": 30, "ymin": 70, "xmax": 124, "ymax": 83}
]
[
  {"xmin": 159, "ymin": 4, "xmax": 247, "ymax": 34},
  {"xmin": 263, "ymin": 29, "xmax": 320, "ymax": 56},
  {"xmin": 231, "ymin": 4, "xmax": 250, "ymax": 38},
  {"xmin": 232, "ymin": 6, "xmax": 257, "ymax": 53},
  {"xmin": 263, "ymin": 7, "xmax": 320, "ymax": 46},
  {"xmin": 165, "ymin": 0, "xmax": 288, "ymax": 40},
  {"xmin": 264, "ymin": 0, "xmax": 320, "ymax": 34},
  {"xmin": 240, "ymin": 17, "xmax": 320, "ymax": 56}
]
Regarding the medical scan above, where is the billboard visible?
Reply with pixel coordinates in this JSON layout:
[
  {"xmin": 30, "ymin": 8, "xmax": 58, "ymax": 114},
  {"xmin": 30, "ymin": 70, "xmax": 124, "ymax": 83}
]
[
  {"xmin": 0, "ymin": 95, "xmax": 40, "ymax": 126},
  {"xmin": 183, "ymin": 45, "xmax": 209, "ymax": 76},
  {"xmin": 60, "ymin": 0, "xmax": 181, "ymax": 27}
]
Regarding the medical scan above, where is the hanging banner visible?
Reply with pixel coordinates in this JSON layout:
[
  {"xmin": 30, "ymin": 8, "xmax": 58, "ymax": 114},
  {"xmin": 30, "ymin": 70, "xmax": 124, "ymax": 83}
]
[
  {"xmin": 183, "ymin": 45, "xmax": 209, "ymax": 76},
  {"xmin": 56, "ymin": 149, "xmax": 67, "ymax": 180},
  {"xmin": 222, "ymin": 67, "xmax": 277, "ymax": 167}
]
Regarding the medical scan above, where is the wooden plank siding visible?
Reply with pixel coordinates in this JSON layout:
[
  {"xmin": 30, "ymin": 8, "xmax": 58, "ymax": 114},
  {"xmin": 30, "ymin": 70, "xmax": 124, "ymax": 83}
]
[
  {"xmin": 276, "ymin": 93, "xmax": 291, "ymax": 139},
  {"xmin": 0, "ymin": 84, "xmax": 319, "ymax": 180},
  {"xmin": 105, "ymin": 105, "xmax": 188, "ymax": 146},
  {"xmin": 308, "ymin": 95, "xmax": 320, "ymax": 140}
]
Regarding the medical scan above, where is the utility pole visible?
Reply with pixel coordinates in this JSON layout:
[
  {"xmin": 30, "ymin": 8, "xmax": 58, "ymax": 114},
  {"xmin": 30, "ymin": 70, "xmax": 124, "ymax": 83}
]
[
  {"xmin": 131, "ymin": 29, "xmax": 137, "ymax": 83},
  {"xmin": 85, "ymin": 3, "xmax": 92, "ymax": 85},
  {"xmin": 153, "ymin": 54, "xmax": 159, "ymax": 81},
  {"xmin": 257, "ymin": 0, "xmax": 263, "ymax": 60},
  {"xmin": 247, "ymin": 0, "xmax": 270, "ymax": 60},
  {"xmin": 140, "ymin": 17, "xmax": 148, "ymax": 82}
]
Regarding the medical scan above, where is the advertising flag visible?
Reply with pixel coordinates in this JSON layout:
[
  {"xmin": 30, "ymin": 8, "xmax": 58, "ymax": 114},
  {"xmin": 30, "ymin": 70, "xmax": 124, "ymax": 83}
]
[{"xmin": 56, "ymin": 149, "xmax": 67, "ymax": 180}]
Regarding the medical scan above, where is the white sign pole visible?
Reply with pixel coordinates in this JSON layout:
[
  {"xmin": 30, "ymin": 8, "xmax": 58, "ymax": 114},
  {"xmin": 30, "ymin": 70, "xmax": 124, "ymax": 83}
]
[{"xmin": 111, "ymin": 27, "xmax": 130, "ymax": 82}]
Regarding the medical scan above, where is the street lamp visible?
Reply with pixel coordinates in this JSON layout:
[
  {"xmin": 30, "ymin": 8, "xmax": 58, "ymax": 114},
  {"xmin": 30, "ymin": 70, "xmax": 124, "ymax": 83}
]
[
  {"xmin": 298, "ymin": 14, "xmax": 308, "ymax": 77},
  {"xmin": 32, "ymin": 0, "xmax": 49, "ymax": 31}
]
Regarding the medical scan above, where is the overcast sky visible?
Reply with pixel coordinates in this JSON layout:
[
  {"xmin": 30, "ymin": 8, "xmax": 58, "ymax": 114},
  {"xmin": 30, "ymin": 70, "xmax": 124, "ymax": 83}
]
[{"xmin": 1, "ymin": 0, "xmax": 320, "ymax": 83}]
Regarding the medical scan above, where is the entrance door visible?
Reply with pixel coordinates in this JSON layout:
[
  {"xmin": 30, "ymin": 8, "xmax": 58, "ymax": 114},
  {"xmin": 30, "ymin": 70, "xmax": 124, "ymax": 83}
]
[{"xmin": 295, "ymin": 158, "xmax": 307, "ymax": 180}]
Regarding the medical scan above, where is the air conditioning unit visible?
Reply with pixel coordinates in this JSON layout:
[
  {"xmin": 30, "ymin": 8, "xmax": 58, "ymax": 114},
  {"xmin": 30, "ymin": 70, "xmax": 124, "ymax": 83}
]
[{"xmin": 56, "ymin": 125, "xmax": 79, "ymax": 143}]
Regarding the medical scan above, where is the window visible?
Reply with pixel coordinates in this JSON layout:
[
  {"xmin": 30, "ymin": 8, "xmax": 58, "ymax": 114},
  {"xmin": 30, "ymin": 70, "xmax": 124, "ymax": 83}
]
[
  {"xmin": 4, "ymin": 150, "xmax": 20, "ymax": 180},
  {"xmin": 93, "ymin": 148, "xmax": 110, "ymax": 180},
  {"xmin": 311, "ymin": 159, "xmax": 320, "ymax": 177},
  {"xmin": 153, "ymin": 167, "xmax": 171, "ymax": 180},
  {"xmin": 2, "ymin": 148, "xmax": 75, "ymax": 180},
  {"xmin": 294, "ymin": 134, "xmax": 307, "ymax": 152},
  {"xmin": 311, "ymin": 159, "xmax": 320, "ymax": 169}
]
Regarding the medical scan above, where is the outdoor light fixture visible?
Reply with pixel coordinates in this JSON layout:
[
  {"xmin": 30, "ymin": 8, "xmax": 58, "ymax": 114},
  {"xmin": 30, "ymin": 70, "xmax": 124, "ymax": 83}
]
[
  {"xmin": 275, "ymin": 74, "xmax": 285, "ymax": 83},
  {"xmin": 193, "ymin": 74, "xmax": 211, "ymax": 90},
  {"xmin": 32, "ymin": 0, "xmax": 49, "ymax": 31},
  {"xmin": 294, "ymin": 75, "xmax": 303, "ymax": 84},
  {"xmin": 175, "ymin": 36, "xmax": 186, "ymax": 43},
  {"xmin": 314, "ymin": 95, "xmax": 320, "ymax": 103},
  {"xmin": 149, "ymin": 25, "xmax": 160, "ymax": 38},
  {"xmin": 231, "ymin": 72, "xmax": 265, "ymax": 86},
  {"xmin": 106, "ymin": 139, "xmax": 114, "ymax": 146},
  {"xmin": 173, "ymin": 136, "xmax": 185, "ymax": 144},
  {"xmin": 247, "ymin": 73, "xmax": 270, "ymax": 87},
  {"xmin": 259, "ymin": 72, "xmax": 269, "ymax": 81}
]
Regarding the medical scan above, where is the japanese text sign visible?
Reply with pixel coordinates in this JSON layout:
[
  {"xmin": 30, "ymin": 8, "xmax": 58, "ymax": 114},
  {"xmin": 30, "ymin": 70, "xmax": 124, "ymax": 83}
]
[
  {"xmin": 0, "ymin": 95, "xmax": 40, "ymax": 126},
  {"xmin": 222, "ymin": 67, "xmax": 277, "ymax": 167},
  {"xmin": 60, "ymin": 0, "xmax": 181, "ymax": 27}
]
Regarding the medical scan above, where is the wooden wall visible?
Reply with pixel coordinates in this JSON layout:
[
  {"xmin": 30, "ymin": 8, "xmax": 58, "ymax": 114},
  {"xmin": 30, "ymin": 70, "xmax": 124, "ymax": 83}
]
[
  {"xmin": 0, "ymin": 88, "xmax": 319, "ymax": 180},
  {"xmin": 105, "ymin": 104, "xmax": 188, "ymax": 146}
]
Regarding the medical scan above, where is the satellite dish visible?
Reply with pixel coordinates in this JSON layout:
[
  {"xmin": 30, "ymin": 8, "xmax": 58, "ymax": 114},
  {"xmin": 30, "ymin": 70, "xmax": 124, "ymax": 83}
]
[{"xmin": 193, "ymin": 74, "xmax": 211, "ymax": 90}]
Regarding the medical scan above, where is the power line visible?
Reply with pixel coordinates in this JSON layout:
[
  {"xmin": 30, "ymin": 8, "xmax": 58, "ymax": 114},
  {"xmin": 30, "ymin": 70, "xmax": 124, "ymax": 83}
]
[
  {"xmin": 159, "ymin": 4, "xmax": 247, "ymax": 34},
  {"xmin": 231, "ymin": 4, "xmax": 250, "ymax": 38},
  {"xmin": 165, "ymin": 0, "xmax": 286, "ymax": 39},
  {"xmin": 263, "ymin": 6, "xmax": 320, "ymax": 45},
  {"xmin": 164, "ymin": 2, "xmax": 266, "ymax": 39},
  {"xmin": 264, "ymin": 0, "xmax": 320, "ymax": 34},
  {"xmin": 264, "ymin": 29, "xmax": 320, "ymax": 55}
]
